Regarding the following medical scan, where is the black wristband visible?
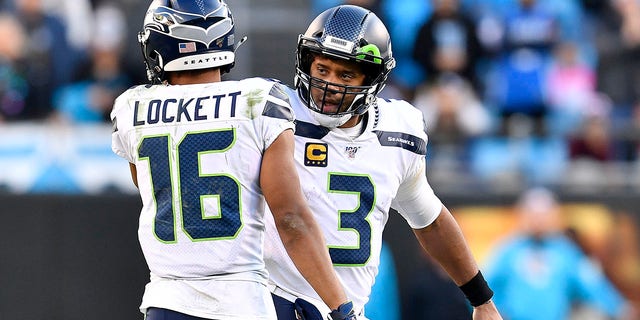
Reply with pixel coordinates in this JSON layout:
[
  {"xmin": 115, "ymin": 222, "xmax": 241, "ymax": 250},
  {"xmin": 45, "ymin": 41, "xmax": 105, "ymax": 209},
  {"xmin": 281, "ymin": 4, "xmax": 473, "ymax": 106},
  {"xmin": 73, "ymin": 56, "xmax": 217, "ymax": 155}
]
[{"xmin": 458, "ymin": 270, "xmax": 494, "ymax": 307}]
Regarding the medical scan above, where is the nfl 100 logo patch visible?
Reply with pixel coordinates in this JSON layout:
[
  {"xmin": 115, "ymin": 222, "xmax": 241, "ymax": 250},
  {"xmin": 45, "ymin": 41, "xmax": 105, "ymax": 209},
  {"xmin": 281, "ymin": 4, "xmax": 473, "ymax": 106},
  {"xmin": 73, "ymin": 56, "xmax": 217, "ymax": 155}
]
[{"xmin": 345, "ymin": 146, "xmax": 360, "ymax": 159}]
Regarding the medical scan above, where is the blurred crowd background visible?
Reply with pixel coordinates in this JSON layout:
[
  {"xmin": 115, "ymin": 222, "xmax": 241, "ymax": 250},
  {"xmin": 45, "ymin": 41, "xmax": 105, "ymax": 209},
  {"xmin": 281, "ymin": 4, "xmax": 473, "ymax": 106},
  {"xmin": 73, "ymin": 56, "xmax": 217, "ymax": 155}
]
[
  {"xmin": 1, "ymin": 0, "xmax": 640, "ymax": 319},
  {"xmin": 1, "ymin": 0, "xmax": 640, "ymax": 195}
]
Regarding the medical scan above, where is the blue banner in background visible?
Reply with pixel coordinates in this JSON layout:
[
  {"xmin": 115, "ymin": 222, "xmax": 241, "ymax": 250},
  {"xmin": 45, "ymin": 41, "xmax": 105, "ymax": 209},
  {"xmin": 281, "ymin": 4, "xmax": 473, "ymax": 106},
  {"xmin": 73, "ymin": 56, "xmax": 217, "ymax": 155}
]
[{"xmin": 0, "ymin": 123, "xmax": 136, "ymax": 194}]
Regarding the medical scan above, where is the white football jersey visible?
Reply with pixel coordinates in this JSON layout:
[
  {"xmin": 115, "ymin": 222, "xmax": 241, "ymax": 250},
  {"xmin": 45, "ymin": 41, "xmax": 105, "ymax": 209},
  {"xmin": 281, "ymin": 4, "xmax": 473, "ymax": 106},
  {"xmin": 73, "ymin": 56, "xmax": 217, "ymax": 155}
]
[
  {"xmin": 264, "ymin": 87, "xmax": 443, "ymax": 316},
  {"xmin": 111, "ymin": 78, "xmax": 294, "ymax": 319}
]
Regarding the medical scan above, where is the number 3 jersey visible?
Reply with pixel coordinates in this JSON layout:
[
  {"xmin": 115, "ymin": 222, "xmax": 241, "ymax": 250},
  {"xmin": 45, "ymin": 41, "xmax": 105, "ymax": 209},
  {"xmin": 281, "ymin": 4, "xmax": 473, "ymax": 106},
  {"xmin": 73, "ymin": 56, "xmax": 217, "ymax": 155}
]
[
  {"xmin": 111, "ymin": 78, "xmax": 294, "ymax": 282},
  {"xmin": 264, "ymin": 87, "xmax": 444, "ymax": 315}
]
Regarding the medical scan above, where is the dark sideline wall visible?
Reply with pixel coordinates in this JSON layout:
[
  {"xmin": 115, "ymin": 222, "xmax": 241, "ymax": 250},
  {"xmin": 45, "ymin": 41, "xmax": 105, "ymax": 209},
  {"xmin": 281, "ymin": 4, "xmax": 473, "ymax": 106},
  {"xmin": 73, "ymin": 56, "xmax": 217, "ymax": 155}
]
[{"xmin": 0, "ymin": 194, "xmax": 147, "ymax": 320}]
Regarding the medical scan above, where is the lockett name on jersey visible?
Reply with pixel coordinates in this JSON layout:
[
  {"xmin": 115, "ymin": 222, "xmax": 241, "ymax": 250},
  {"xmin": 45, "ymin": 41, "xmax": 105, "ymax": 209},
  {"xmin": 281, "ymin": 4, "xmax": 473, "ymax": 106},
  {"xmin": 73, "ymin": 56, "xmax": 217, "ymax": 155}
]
[{"xmin": 133, "ymin": 91, "xmax": 242, "ymax": 126}]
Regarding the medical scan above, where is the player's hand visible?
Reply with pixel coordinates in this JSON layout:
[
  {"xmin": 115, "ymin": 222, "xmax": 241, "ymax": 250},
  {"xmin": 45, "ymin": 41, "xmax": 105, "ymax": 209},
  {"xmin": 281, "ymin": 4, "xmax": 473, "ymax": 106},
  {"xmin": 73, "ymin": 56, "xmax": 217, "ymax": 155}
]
[
  {"xmin": 327, "ymin": 301, "xmax": 356, "ymax": 320},
  {"xmin": 472, "ymin": 300, "xmax": 503, "ymax": 320}
]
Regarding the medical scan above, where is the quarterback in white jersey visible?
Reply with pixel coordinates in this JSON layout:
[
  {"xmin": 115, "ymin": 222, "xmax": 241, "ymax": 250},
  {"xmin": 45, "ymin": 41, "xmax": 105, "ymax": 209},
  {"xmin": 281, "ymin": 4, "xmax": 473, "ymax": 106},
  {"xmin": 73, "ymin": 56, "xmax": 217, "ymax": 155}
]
[
  {"xmin": 264, "ymin": 5, "xmax": 503, "ymax": 320},
  {"xmin": 111, "ymin": 1, "xmax": 356, "ymax": 319},
  {"xmin": 264, "ymin": 86, "xmax": 443, "ymax": 315}
]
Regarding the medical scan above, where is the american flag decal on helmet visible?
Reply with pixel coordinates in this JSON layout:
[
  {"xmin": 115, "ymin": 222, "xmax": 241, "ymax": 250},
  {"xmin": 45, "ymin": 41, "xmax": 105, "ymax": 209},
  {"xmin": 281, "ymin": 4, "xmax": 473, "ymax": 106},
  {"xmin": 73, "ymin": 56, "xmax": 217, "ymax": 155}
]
[{"xmin": 178, "ymin": 42, "xmax": 196, "ymax": 53}]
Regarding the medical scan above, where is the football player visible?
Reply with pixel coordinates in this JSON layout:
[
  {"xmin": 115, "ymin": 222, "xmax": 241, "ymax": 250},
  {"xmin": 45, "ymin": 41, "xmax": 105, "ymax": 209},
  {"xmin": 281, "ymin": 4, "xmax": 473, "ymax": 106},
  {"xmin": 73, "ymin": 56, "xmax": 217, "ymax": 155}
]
[
  {"xmin": 263, "ymin": 5, "xmax": 503, "ymax": 320},
  {"xmin": 110, "ymin": 1, "xmax": 356, "ymax": 319}
]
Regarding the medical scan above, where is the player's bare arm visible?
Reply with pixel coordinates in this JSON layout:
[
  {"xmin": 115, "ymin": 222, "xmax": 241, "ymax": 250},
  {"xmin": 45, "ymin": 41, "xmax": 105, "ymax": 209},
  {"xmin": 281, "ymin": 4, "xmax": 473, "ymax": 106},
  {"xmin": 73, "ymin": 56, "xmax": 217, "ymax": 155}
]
[
  {"xmin": 260, "ymin": 129, "xmax": 349, "ymax": 311},
  {"xmin": 413, "ymin": 206, "xmax": 502, "ymax": 319},
  {"xmin": 128, "ymin": 163, "xmax": 138, "ymax": 188},
  {"xmin": 414, "ymin": 206, "xmax": 478, "ymax": 284}
]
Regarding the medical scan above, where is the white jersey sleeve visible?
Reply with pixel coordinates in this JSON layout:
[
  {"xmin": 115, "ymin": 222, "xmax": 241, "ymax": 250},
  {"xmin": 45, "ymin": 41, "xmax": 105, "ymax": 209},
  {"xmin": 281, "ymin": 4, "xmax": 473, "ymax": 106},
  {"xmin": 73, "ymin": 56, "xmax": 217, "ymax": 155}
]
[
  {"xmin": 391, "ymin": 155, "xmax": 443, "ymax": 229},
  {"xmin": 110, "ymin": 78, "xmax": 294, "ymax": 280},
  {"xmin": 264, "ymin": 92, "xmax": 442, "ymax": 315}
]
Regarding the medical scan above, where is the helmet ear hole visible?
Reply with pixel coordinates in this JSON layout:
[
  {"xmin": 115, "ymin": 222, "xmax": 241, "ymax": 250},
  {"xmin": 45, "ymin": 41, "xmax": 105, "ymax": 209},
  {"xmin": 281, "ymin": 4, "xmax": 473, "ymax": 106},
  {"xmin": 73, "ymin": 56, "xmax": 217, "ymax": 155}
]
[
  {"xmin": 148, "ymin": 50, "xmax": 159, "ymax": 62},
  {"xmin": 301, "ymin": 51, "xmax": 315, "ymax": 73}
]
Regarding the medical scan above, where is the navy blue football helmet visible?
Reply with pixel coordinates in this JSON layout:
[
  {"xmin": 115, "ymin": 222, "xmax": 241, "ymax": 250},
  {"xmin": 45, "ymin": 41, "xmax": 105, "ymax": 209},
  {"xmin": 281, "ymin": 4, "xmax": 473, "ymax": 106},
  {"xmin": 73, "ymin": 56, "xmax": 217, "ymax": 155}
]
[
  {"xmin": 138, "ymin": 0, "xmax": 244, "ymax": 84},
  {"xmin": 295, "ymin": 5, "xmax": 395, "ymax": 127}
]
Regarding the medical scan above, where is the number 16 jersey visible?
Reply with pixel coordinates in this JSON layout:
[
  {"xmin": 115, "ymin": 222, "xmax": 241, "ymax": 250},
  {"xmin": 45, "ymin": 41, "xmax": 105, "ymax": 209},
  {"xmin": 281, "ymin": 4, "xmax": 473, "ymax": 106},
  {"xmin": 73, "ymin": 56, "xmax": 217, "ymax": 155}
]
[{"xmin": 111, "ymin": 78, "xmax": 294, "ymax": 282}]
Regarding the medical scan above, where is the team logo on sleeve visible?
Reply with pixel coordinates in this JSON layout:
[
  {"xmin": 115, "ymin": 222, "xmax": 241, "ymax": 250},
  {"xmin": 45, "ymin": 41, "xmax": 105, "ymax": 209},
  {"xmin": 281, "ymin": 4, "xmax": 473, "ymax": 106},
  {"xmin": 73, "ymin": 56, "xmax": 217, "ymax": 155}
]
[{"xmin": 304, "ymin": 143, "xmax": 328, "ymax": 167}]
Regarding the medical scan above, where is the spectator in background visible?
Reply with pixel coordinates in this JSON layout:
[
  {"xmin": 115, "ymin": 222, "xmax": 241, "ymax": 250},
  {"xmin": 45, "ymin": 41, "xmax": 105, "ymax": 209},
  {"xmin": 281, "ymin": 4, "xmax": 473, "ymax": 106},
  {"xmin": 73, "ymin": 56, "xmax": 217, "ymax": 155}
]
[
  {"xmin": 568, "ymin": 112, "xmax": 613, "ymax": 163},
  {"xmin": 413, "ymin": 73, "xmax": 492, "ymax": 163},
  {"xmin": 545, "ymin": 41, "xmax": 599, "ymax": 137},
  {"xmin": 412, "ymin": 0, "xmax": 483, "ymax": 92},
  {"xmin": 10, "ymin": 0, "xmax": 79, "ymax": 120},
  {"xmin": 381, "ymin": 0, "xmax": 433, "ymax": 100},
  {"xmin": 40, "ymin": 0, "xmax": 93, "ymax": 53},
  {"xmin": 593, "ymin": 0, "xmax": 640, "ymax": 113},
  {"xmin": 53, "ymin": 3, "xmax": 133, "ymax": 123},
  {"xmin": 484, "ymin": 187, "xmax": 628, "ymax": 320},
  {"xmin": 484, "ymin": 0, "xmax": 560, "ymax": 137},
  {"xmin": 0, "ymin": 13, "xmax": 28, "ymax": 121},
  {"xmin": 563, "ymin": 108, "xmax": 618, "ymax": 190},
  {"xmin": 587, "ymin": 0, "xmax": 640, "ymax": 167}
]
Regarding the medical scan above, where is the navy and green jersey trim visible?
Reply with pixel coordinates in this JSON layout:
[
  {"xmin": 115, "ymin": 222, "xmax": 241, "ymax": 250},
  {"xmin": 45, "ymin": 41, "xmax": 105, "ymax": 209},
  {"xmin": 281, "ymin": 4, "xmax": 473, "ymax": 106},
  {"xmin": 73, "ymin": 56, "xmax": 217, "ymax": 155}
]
[
  {"xmin": 262, "ymin": 102, "xmax": 293, "ymax": 120},
  {"xmin": 262, "ymin": 84, "xmax": 294, "ymax": 121},
  {"xmin": 294, "ymin": 120, "xmax": 331, "ymax": 139}
]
